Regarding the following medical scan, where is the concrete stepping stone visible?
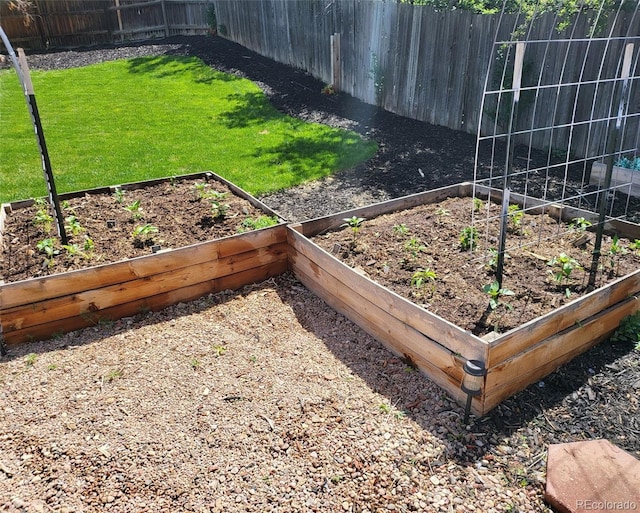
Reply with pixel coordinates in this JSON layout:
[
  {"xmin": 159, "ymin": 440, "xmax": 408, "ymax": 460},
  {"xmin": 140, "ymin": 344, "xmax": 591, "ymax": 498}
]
[{"xmin": 545, "ymin": 439, "xmax": 640, "ymax": 513}]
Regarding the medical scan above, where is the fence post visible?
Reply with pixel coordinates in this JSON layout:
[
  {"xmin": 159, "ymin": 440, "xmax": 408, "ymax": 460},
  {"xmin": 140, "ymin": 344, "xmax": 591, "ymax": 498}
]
[
  {"xmin": 161, "ymin": 0, "xmax": 169, "ymax": 37},
  {"xmin": 331, "ymin": 32, "xmax": 341, "ymax": 91}
]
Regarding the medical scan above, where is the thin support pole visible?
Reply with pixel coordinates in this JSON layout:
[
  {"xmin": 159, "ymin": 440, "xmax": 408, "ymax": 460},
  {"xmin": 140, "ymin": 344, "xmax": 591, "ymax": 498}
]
[
  {"xmin": 4, "ymin": 41, "xmax": 68, "ymax": 244},
  {"xmin": 496, "ymin": 41, "xmax": 525, "ymax": 288},
  {"xmin": 588, "ymin": 43, "xmax": 634, "ymax": 288}
]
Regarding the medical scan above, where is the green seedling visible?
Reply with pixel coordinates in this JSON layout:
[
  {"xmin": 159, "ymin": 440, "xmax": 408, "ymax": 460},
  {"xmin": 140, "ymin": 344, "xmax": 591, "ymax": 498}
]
[
  {"xmin": 131, "ymin": 224, "xmax": 159, "ymax": 244},
  {"xmin": 210, "ymin": 201, "xmax": 228, "ymax": 220},
  {"xmin": 393, "ymin": 223, "xmax": 409, "ymax": 236},
  {"xmin": 62, "ymin": 243, "xmax": 86, "ymax": 258},
  {"xmin": 435, "ymin": 207, "xmax": 450, "ymax": 216},
  {"xmin": 113, "ymin": 188, "xmax": 125, "ymax": 204},
  {"xmin": 459, "ymin": 226, "xmax": 478, "ymax": 251},
  {"xmin": 238, "ymin": 215, "xmax": 279, "ymax": 232},
  {"xmin": 483, "ymin": 280, "xmax": 515, "ymax": 310},
  {"xmin": 486, "ymin": 248, "xmax": 510, "ymax": 272},
  {"xmin": 83, "ymin": 237, "xmax": 95, "ymax": 253},
  {"xmin": 607, "ymin": 234, "xmax": 627, "ymax": 275},
  {"xmin": 629, "ymin": 239, "xmax": 640, "ymax": 252},
  {"xmin": 25, "ymin": 353, "xmax": 37, "ymax": 367},
  {"xmin": 404, "ymin": 237, "xmax": 426, "ymax": 260},
  {"xmin": 548, "ymin": 252, "xmax": 581, "ymax": 297},
  {"xmin": 64, "ymin": 215, "xmax": 84, "ymax": 236},
  {"xmin": 105, "ymin": 369, "xmax": 122, "ymax": 382},
  {"xmin": 37, "ymin": 237, "xmax": 59, "ymax": 267},
  {"xmin": 190, "ymin": 358, "xmax": 201, "ymax": 369},
  {"xmin": 33, "ymin": 198, "xmax": 53, "ymax": 232},
  {"xmin": 610, "ymin": 311, "xmax": 640, "ymax": 350},
  {"xmin": 341, "ymin": 216, "xmax": 365, "ymax": 244},
  {"xmin": 378, "ymin": 403, "xmax": 391, "ymax": 414},
  {"xmin": 570, "ymin": 217, "xmax": 592, "ymax": 231},
  {"xmin": 124, "ymin": 200, "xmax": 143, "ymax": 220},
  {"xmin": 507, "ymin": 204, "xmax": 524, "ymax": 233},
  {"xmin": 411, "ymin": 268, "xmax": 437, "ymax": 297},
  {"xmin": 212, "ymin": 344, "xmax": 227, "ymax": 357},
  {"xmin": 473, "ymin": 197, "xmax": 484, "ymax": 212}
]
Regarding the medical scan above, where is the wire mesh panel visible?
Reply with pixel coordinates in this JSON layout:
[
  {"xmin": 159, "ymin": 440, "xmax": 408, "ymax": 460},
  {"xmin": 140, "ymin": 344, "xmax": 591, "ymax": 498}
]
[{"xmin": 472, "ymin": 0, "xmax": 640, "ymax": 287}]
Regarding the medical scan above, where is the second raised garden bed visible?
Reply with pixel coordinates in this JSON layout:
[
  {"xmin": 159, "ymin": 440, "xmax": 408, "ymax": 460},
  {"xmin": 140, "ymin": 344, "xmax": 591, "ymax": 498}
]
[{"xmin": 287, "ymin": 183, "xmax": 640, "ymax": 416}]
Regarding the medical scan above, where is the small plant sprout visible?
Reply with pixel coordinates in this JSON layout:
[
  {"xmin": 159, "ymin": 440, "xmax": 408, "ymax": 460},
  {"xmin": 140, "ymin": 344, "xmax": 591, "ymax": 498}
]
[
  {"xmin": 610, "ymin": 311, "xmax": 640, "ymax": 350},
  {"xmin": 435, "ymin": 207, "xmax": 450, "ymax": 216},
  {"xmin": 607, "ymin": 234, "xmax": 627, "ymax": 275},
  {"xmin": 483, "ymin": 281, "xmax": 515, "ymax": 310},
  {"xmin": 61, "ymin": 243, "xmax": 86, "ymax": 258},
  {"xmin": 629, "ymin": 239, "xmax": 640, "ymax": 252},
  {"xmin": 124, "ymin": 200, "xmax": 143, "ymax": 220},
  {"xmin": 548, "ymin": 252, "xmax": 582, "ymax": 296},
  {"xmin": 459, "ymin": 226, "xmax": 478, "ymax": 251},
  {"xmin": 404, "ymin": 237, "xmax": 427, "ymax": 260},
  {"xmin": 37, "ymin": 238, "xmax": 59, "ymax": 266},
  {"xmin": 190, "ymin": 358, "xmax": 201, "ymax": 369},
  {"xmin": 570, "ymin": 217, "xmax": 592, "ymax": 231},
  {"xmin": 341, "ymin": 216, "xmax": 365, "ymax": 245},
  {"xmin": 105, "ymin": 369, "xmax": 123, "ymax": 382},
  {"xmin": 83, "ymin": 236, "xmax": 95, "ymax": 254},
  {"xmin": 210, "ymin": 201, "xmax": 228, "ymax": 220},
  {"xmin": 64, "ymin": 215, "xmax": 84, "ymax": 236},
  {"xmin": 25, "ymin": 353, "xmax": 37, "ymax": 367},
  {"xmin": 212, "ymin": 344, "xmax": 227, "ymax": 357},
  {"xmin": 507, "ymin": 204, "xmax": 524, "ymax": 233},
  {"xmin": 33, "ymin": 198, "xmax": 53, "ymax": 232},
  {"xmin": 486, "ymin": 248, "xmax": 509, "ymax": 272},
  {"xmin": 393, "ymin": 223, "xmax": 409, "ymax": 236},
  {"xmin": 411, "ymin": 268, "xmax": 437, "ymax": 296},
  {"xmin": 473, "ymin": 197, "xmax": 484, "ymax": 212},
  {"xmin": 131, "ymin": 224, "xmax": 159, "ymax": 246},
  {"xmin": 113, "ymin": 188, "xmax": 125, "ymax": 204}
]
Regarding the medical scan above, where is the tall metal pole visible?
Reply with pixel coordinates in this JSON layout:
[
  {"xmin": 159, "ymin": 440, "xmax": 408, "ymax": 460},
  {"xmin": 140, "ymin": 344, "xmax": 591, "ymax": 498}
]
[
  {"xmin": 0, "ymin": 27, "xmax": 67, "ymax": 244},
  {"xmin": 588, "ymin": 43, "xmax": 634, "ymax": 289},
  {"xmin": 496, "ymin": 41, "xmax": 526, "ymax": 288}
]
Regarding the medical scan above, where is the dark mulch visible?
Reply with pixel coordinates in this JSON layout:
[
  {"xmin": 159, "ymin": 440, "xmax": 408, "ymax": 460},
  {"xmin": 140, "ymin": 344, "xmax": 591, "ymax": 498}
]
[{"xmin": 15, "ymin": 35, "xmax": 640, "ymax": 460}]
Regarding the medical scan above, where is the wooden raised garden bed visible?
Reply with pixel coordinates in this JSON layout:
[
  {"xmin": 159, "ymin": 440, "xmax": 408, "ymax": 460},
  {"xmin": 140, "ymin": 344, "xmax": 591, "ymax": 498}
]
[
  {"xmin": 287, "ymin": 183, "xmax": 640, "ymax": 416},
  {"xmin": 0, "ymin": 172, "xmax": 288, "ymax": 351}
]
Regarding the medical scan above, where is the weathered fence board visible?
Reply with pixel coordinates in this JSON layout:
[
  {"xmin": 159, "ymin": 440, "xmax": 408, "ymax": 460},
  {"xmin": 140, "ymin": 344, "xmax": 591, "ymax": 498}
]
[{"xmin": 0, "ymin": 0, "xmax": 210, "ymax": 49}]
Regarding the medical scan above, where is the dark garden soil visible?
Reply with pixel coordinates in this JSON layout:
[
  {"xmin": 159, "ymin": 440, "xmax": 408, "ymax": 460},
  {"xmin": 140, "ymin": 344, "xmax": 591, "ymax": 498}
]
[
  {"xmin": 1, "ymin": 176, "xmax": 277, "ymax": 283},
  {"xmin": 311, "ymin": 196, "xmax": 640, "ymax": 336},
  {"xmin": 2, "ymin": 36, "xmax": 639, "ymax": 465}
]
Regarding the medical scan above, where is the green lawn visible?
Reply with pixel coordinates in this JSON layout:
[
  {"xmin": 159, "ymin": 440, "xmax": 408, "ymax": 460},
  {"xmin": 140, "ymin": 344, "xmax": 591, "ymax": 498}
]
[{"xmin": 0, "ymin": 55, "xmax": 377, "ymax": 203}]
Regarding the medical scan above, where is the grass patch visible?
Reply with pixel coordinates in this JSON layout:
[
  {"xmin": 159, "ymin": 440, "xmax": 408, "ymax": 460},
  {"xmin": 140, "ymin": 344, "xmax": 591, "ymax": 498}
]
[{"xmin": 0, "ymin": 55, "xmax": 377, "ymax": 203}]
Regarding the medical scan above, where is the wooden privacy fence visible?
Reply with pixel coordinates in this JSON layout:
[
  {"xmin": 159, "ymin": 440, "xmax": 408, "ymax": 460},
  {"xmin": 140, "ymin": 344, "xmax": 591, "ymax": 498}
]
[
  {"xmin": 212, "ymin": 0, "xmax": 640, "ymax": 158},
  {"xmin": 0, "ymin": 0, "xmax": 211, "ymax": 50}
]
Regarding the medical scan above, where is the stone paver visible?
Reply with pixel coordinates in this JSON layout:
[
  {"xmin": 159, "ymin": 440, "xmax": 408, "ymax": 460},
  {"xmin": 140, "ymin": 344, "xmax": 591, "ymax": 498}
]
[{"xmin": 545, "ymin": 439, "xmax": 640, "ymax": 513}]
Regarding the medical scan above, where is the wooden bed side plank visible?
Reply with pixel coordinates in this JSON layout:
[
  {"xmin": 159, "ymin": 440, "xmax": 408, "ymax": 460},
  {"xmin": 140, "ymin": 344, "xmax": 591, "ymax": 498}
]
[
  {"xmin": 2, "ymin": 243, "xmax": 288, "ymax": 333},
  {"xmin": 3, "ymin": 262, "xmax": 288, "ymax": 347},
  {"xmin": 0, "ymin": 226, "xmax": 287, "ymax": 310},
  {"xmin": 483, "ymin": 296, "xmax": 639, "ymax": 413},
  {"xmin": 297, "ymin": 183, "xmax": 471, "ymax": 237},
  {"xmin": 287, "ymin": 228, "xmax": 487, "ymax": 361},
  {"xmin": 489, "ymin": 270, "xmax": 640, "ymax": 366}
]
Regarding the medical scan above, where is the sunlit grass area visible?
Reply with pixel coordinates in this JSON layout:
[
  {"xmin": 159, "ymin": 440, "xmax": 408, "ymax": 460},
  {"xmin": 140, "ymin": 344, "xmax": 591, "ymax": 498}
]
[{"xmin": 0, "ymin": 55, "xmax": 377, "ymax": 203}]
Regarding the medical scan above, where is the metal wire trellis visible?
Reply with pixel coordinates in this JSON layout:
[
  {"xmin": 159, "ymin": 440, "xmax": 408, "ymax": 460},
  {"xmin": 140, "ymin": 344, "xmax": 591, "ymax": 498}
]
[{"xmin": 472, "ymin": 0, "xmax": 640, "ymax": 289}]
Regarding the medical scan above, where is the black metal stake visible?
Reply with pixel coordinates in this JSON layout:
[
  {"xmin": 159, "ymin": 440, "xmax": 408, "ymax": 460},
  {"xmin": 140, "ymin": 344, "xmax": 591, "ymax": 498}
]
[
  {"xmin": 588, "ymin": 43, "xmax": 634, "ymax": 289},
  {"xmin": 16, "ymin": 48, "xmax": 68, "ymax": 244}
]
